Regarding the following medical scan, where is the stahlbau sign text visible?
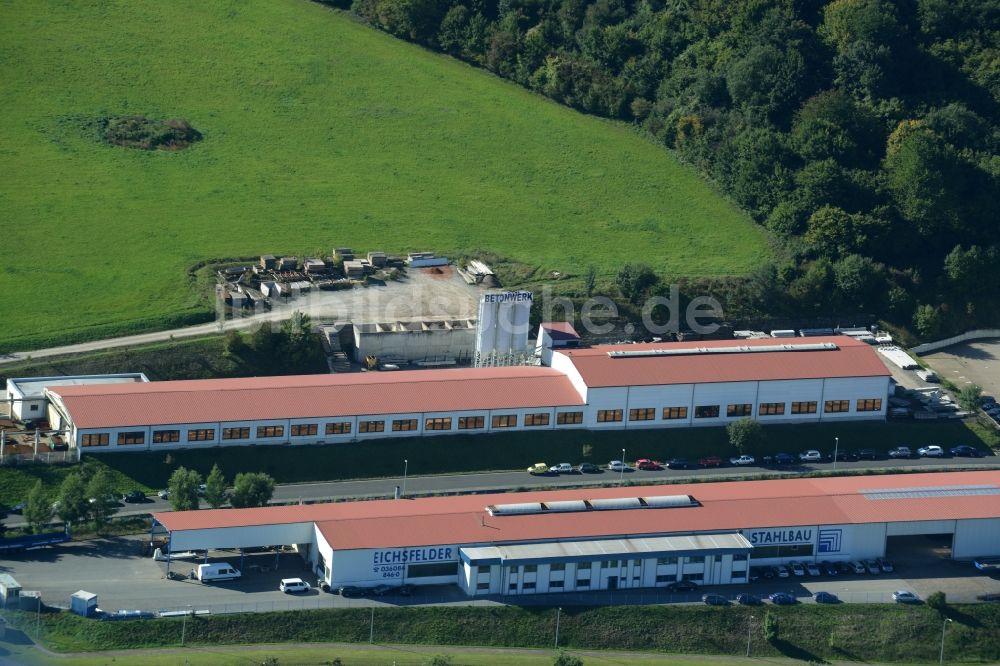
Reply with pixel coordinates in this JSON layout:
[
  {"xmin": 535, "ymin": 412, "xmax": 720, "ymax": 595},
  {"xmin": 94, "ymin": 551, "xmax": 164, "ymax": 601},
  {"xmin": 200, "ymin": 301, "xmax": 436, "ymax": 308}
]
[{"xmin": 745, "ymin": 528, "xmax": 814, "ymax": 546}]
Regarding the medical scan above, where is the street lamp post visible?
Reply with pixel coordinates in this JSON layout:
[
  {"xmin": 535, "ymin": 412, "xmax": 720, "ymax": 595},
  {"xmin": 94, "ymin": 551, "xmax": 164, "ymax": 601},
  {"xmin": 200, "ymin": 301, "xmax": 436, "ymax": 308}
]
[
  {"xmin": 402, "ymin": 459, "xmax": 408, "ymax": 498},
  {"xmin": 554, "ymin": 607, "xmax": 562, "ymax": 648},
  {"xmin": 939, "ymin": 617, "xmax": 953, "ymax": 665},
  {"xmin": 181, "ymin": 605, "xmax": 192, "ymax": 646},
  {"xmin": 747, "ymin": 615, "xmax": 754, "ymax": 657},
  {"xmin": 620, "ymin": 448, "xmax": 626, "ymax": 484},
  {"xmin": 833, "ymin": 436, "xmax": 840, "ymax": 472}
]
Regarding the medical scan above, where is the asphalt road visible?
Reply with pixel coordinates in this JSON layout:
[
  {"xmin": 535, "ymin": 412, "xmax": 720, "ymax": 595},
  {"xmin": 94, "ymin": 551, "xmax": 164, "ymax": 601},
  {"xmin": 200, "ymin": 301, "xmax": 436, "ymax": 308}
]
[{"xmin": 5, "ymin": 456, "xmax": 996, "ymax": 528}]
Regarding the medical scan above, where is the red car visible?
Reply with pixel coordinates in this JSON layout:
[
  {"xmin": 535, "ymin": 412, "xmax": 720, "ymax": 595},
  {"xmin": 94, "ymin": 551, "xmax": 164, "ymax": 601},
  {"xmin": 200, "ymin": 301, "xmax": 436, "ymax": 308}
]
[
  {"xmin": 635, "ymin": 458, "xmax": 662, "ymax": 470},
  {"xmin": 698, "ymin": 456, "xmax": 723, "ymax": 467}
]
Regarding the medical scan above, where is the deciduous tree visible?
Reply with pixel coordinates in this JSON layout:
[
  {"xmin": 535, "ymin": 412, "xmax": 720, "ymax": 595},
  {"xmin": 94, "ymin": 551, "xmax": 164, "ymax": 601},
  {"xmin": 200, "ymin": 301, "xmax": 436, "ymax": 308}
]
[
  {"xmin": 169, "ymin": 467, "xmax": 202, "ymax": 512},
  {"xmin": 230, "ymin": 472, "xmax": 276, "ymax": 509}
]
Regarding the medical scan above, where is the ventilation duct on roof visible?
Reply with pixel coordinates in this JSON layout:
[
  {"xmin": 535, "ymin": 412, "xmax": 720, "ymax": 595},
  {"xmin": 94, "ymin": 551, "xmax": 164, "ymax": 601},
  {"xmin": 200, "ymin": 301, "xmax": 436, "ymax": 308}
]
[
  {"xmin": 486, "ymin": 494, "xmax": 699, "ymax": 516},
  {"xmin": 588, "ymin": 497, "xmax": 644, "ymax": 511},
  {"xmin": 543, "ymin": 500, "xmax": 589, "ymax": 513},
  {"xmin": 487, "ymin": 502, "xmax": 545, "ymax": 515},
  {"xmin": 863, "ymin": 484, "xmax": 1000, "ymax": 500},
  {"xmin": 641, "ymin": 494, "xmax": 697, "ymax": 508},
  {"xmin": 606, "ymin": 342, "xmax": 838, "ymax": 358}
]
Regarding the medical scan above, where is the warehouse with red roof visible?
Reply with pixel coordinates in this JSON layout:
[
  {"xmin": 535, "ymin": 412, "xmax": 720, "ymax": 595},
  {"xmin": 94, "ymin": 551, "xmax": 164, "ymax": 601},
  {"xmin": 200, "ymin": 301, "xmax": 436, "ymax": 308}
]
[
  {"xmin": 152, "ymin": 471, "xmax": 1000, "ymax": 596},
  {"xmin": 41, "ymin": 335, "xmax": 890, "ymax": 454}
]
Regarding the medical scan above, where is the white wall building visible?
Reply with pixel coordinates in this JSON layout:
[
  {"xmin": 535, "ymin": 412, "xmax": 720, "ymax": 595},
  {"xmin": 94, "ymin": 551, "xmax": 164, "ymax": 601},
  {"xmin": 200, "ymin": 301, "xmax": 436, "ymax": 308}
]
[
  {"xmin": 38, "ymin": 336, "xmax": 890, "ymax": 454},
  {"xmin": 3, "ymin": 374, "xmax": 147, "ymax": 424},
  {"xmin": 153, "ymin": 471, "xmax": 1000, "ymax": 596}
]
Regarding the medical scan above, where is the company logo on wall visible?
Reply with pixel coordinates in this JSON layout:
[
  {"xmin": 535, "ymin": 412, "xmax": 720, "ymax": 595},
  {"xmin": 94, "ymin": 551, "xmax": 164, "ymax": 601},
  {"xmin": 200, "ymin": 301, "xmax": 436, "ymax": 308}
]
[{"xmin": 818, "ymin": 529, "xmax": 843, "ymax": 553}]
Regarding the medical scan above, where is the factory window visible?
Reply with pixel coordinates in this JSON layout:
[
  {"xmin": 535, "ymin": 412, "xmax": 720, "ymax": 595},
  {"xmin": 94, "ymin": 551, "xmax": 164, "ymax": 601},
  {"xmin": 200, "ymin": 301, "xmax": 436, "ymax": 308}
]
[
  {"xmin": 857, "ymin": 399, "xmax": 882, "ymax": 412},
  {"xmin": 556, "ymin": 411, "xmax": 583, "ymax": 424},
  {"xmin": 662, "ymin": 407, "xmax": 688, "ymax": 420},
  {"xmin": 256, "ymin": 425, "xmax": 285, "ymax": 438},
  {"xmin": 576, "ymin": 578, "xmax": 590, "ymax": 587},
  {"xmin": 656, "ymin": 557, "xmax": 677, "ymax": 566},
  {"xmin": 117, "ymin": 431, "xmax": 145, "ymax": 446},
  {"xmin": 359, "ymin": 421, "xmax": 385, "ymax": 433},
  {"xmin": 549, "ymin": 580, "xmax": 564, "ymax": 588},
  {"xmin": 523, "ymin": 582, "xmax": 536, "ymax": 590},
  {"xmin": 325, "ymin": 422, "xmax": 352, "ymax": 435},
  {"xmin": 392, "ymin": 419, "xmax": 418, "ymax": 432},
  {"xmin": 550, "ymin": 563, "xmax": 566, "ymax": 571},
  {"xmin": 824, "ymin": 400, "xmax": 850, "ymax": 413},
  {"xmin": 458, "ymin": 416, "xmax": 485, "ymax": 430},
  {"xmin": 524, "ymin": 413, "xmax": 550, "ymax": 427},
  {"xmin": 727, "ymin": 404, "xmax": 752, "ymax": 417},
  {"xmin": 30, "ymin": 404, "xmax": 39, "ymax": 412},
  {"xmin": 523, "ymin": 565, "xmax": 537, "ymax": 573},
  {"xmin": 601, "ymin": 560, "xmax": 619, "ymax": 569},
  {"xmin": 629, "ymin": 408, "xmax": 655, "ymax": 421},
  {"xmin": 424, "ymin": 417, "xmax": 452, "ymax": 431},
  {"xmin": 509, "ymin": 583, "xmax": 518, "ymax": 591},
  {"xmin": 596, "ymin": 409, "xmax": 623, "ymax": 423},
  {"xmin": 694, "ymin": 405, "xmax": 720, "ymax": 418},
  {"xmin": 187, "ymin": 429, "xmax": 215, "ymax": 442},
  {"xmin": 290, "ymin": 423, "xmax": 318, "ymax": 436},
  {"xmin": 656, "ymin": 575, "xmax": 673, "ymax": 583},
  {"xmin": 407, "ymin": 562, "xmax": 456, "ymax": 578},
  {"xmin": 752, "ymin": 544, "xmax": 814, "ymax": 559},
  {"xmin": 491, "ymin": 414, "xmax": 518, "ymax": 428},
  {"xmin": 758, "ymin": 402, "xmax": 785, "ymax": 416},
  {"xmin": 686, "ymin": 556, "xmax": 705, "ymax": 564},
  {"xmin": 152, "ymin": 430, "xmax": 180, "ymax": 444},
  {"xmin": 223, "ymin": 427, "xmax": 250, "ymax": 440},
  {"xmin": 477, "ymin": 582, "xmax": 490, "ymax": 591},
  {"xmin": 81, "ymin": 433, "xmax": 109, "ymax": 447},
  {"xmin": 577, "ymin": 561, "xmax": 592, "ymax": 570},
  {"xmin": 791, "ymin": 401, "xmax": 817, "ymax": 414}
]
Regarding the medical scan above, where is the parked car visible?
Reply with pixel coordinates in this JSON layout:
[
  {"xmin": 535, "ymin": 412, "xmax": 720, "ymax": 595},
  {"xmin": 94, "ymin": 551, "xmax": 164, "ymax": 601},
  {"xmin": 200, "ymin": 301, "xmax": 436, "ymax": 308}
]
[
  {"xmin": 879, "ymin": 559, "xmax": 894, "ymax": 573},
  {"xmin": 775, "ymin": 565, "xmax": 790, "ymax": 578},
  {"xmin": 372, "ymin": 584, "xmax": 397, "ymax": 596},
  {"xmin": 798, "ymin": 450, "xmax": 822, "ymax": 462},
  {"xmin": 8, "ymin": 501, "xmax": 26, "ymax": 514},
  {"xmin": 949, "ymin": 445, "xmax": 982, "ymax": 458},
  {"xmin": 550, "ymin": 463, "xmax": 574, "ymax": 474},
  {"xmin": 50, "ymin": 441, "xmax": 69, "ymax": 452},
  {"xmin": 157, "ymin": 489, "xmax": 170, "ymax": 500},
  {"xmin": 828, "ymin": 450, "xmax": 859, "ymax": 462},
  {"xmin": 397, "ymin": 584, "xmax": 415, "ymax": 596},
  {"xmin": 729, "ymin": 455, "xmax": 755, "ymax": 466},
  {"xmin": 918, "ymin": 445, "xmax": 944, "ymax": 457},
  {"xmin": 857, "ymin": 448, "xmax": 880, "ymax": 460},
  {"xmin": 772, "ymin": 453, "xmax": 796, "ymax": 466},
  {"xmin": 635, "ymin": 459, "xmax": 662, "ymax": 470},
  {"xmin": 813, "ymin": 591, "xmax": 839, "ymax": 604},
  {"xmin": 666, "ymin": 458, "xmax": 694, "ymax": 470},
  {"xmin": 337, "ymin": 586, "xmax": 366, "ymax": 597},
  {"xmin": 607, "ymin": 460, "xmax": 633, "ymax": 472},
  {"xmin": 821, "ymin": 561, "xmax": 839, "ymax": 576},
  {"xmin": 122, "ymin": 490, "xmax": 146, "ymax": 504},
  {"xmin": 578, "ymin": 463, "xmax": 600, "ymax": 473},
  {"xmin": 789, "ymin": 561, "xmax": 805, "ymax": 577},
  {"xmin": 736, "ymin": 593, "xmax": 762, "ymax": 606},
  {"xmin": 888, "ymin": 446, "xmax": 913, "ymax": 459},
  {"xmin": 279, "ymin": 578, "xmax": 311, "ymax": 593},
  {"xmin": 768, "ymin": 592, "xmax": 796, "ymax": 605},
  {"xmin": 806, "ymin": 562, "xmax": 821, "ymax": 576},
  {"xmin": 702, "ymin": 594, "xmax": 729, "ymax": 605},
  {"xmin": 865, "ymin": 560, "xmax": 881, "ymax": 575},
  {"xmin": 527, "ymin": 463, "xmax": 549, "ymax": 475},
  {"xmin": 835, "ymin": 561, "xmax": 853, "ymax": 575},
  {"xmin": 666, "ymin": 580, "xmax": 699, "ymax": 592},
  {"xmin": 892, "ymin": 590, "xmax": 920, "ymax": 604},
  {"xmin": 197, "ymin": 484, "xmax": 207, "ymax": 496},
  {"xmin": 698, "ymin": 456, "xmax": 724, "ymax": 467},
  {"xmin": 850, "ymin": 561, "xmax": 866, "ymax": 574}
]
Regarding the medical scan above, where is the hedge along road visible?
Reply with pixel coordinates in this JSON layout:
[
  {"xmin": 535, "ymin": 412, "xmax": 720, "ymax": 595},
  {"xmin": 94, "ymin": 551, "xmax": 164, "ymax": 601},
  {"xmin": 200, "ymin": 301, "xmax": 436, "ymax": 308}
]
[
  {"xmin": 5, "ymin": 457, "xmax": 997, "ymax": 528},
  {"xmin": 0, "ymin": 269, "xmax": 480, "ymax": 365}
]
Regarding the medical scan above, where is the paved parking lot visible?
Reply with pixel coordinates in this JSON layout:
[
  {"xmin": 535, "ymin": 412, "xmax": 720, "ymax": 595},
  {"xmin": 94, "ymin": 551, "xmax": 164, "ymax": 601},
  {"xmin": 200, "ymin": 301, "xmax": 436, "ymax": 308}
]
[
  {"xmin": 925, "ymin": 339, "xmax": 1000, "ymax": 398},
  {"xmin": 3, "ymin": 536, "xmax": 999, "ymax": 616}
]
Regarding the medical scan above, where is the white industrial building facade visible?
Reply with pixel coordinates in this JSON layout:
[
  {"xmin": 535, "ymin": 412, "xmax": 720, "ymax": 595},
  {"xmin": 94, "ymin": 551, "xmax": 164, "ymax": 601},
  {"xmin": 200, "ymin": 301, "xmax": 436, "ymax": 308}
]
[
  {"xmin": 153, "ymin": 471, "xmax": 1000, "ymax": 596},
  {"xmin": 36, "ymin": 336, "xmax": 891, "ymax": 454}
]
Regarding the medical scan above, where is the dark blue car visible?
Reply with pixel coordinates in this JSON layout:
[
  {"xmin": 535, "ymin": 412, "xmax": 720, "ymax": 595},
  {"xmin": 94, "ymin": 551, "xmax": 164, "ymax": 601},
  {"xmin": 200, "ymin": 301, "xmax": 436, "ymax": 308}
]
[{"xmin": 768, "ymin": 592, "xmax": 796, "ymax": 605}]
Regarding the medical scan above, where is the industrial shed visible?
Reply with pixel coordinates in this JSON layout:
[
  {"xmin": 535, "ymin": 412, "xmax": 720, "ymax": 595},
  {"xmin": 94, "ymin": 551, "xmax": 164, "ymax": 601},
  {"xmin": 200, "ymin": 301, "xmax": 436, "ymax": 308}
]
[
  {"xmin": 152, "ymin": 471, "xmax": 1000, "ymax": 596},
  {"xmin": 43, "ymin": 336, "xmax": 890, "ymax": 453}
]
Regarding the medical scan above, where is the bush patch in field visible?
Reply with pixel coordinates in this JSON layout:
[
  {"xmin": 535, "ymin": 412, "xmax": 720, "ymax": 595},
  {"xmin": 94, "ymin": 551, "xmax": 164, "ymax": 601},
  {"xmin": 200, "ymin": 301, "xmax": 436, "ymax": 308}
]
[{"xmin": 97, "ymin": 115, "xmax": 202, "ymax": 150}]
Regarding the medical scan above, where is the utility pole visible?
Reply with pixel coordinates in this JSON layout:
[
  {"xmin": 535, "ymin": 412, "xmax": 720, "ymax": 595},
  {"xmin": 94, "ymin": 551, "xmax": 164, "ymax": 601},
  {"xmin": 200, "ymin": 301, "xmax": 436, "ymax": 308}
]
[
  {"xmin": 402, "ymin": 459, "xmax": 408, "ymax": 498},
  {"xmin": 746, "ymin": 615, "xmax": 754, "ymax": 657},
  {"xmin": 554, "ymin": 607, "xmax": 562, "ymax": 648},
  {"xmin": 939, "ymin": 617, "xmax": 952, "ymax": 665},
  {"xmin": 370, "ymin": 607, "xmax": 375, "ymax": 644},
  {"xmin": 620, "ymin": 448, "xmax": 626, "ymax": 484},
  {"xmin": 833, "ymin": 436, "xmax": 839, "ymax": 472}
]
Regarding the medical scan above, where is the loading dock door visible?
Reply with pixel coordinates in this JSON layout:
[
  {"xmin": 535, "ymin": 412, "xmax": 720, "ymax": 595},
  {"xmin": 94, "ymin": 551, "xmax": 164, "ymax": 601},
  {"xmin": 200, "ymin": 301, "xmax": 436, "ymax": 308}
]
[{"xmin": 885, "ymin": 534, "xmax": 953, "ymax": 563}]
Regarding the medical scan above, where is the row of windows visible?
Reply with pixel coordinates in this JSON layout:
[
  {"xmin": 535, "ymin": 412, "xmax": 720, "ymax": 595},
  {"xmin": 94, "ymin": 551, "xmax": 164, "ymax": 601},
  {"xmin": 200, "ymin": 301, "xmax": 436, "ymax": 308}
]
[{"xmin": 81, "ymin": 399, "xmax": 883, "ymax": 446}]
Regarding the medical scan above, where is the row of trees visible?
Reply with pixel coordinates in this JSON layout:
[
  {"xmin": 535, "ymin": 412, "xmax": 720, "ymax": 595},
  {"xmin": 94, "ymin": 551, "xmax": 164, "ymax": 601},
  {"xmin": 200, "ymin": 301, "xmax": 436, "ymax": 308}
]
[
  {"xmin": 167, "ymin": 465, "xmax": 275, "ymax": 511},
  {"xmin": 340, "ymin": 0, "xmax": 1000, "ymax": 339}
]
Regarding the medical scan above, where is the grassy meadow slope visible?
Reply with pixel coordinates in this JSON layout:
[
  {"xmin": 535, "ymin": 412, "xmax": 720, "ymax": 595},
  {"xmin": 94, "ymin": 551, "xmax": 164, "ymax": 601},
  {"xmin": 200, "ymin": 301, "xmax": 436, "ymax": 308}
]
[{"xmin": 0, "ymin": 0, "xmax": 765, "ymax": 350}]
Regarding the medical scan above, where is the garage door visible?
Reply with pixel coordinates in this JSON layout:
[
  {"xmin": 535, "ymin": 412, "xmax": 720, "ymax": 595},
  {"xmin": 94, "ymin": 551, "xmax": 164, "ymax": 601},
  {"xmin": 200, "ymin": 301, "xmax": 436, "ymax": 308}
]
[{"xmin": 885, "ymin": 520, "xmax": 956, "ymax": 536}]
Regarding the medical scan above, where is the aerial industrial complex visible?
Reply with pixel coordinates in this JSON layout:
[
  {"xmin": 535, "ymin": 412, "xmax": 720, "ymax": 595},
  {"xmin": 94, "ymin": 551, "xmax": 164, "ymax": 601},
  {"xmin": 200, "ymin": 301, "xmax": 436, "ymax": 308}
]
[
  {"xmin": 20, "ymin": 335, "xmax": 891, "ymax": 454},
  {"xmin": 153, "ymin": 471, "xmax": 1000, "ymax": 596}
]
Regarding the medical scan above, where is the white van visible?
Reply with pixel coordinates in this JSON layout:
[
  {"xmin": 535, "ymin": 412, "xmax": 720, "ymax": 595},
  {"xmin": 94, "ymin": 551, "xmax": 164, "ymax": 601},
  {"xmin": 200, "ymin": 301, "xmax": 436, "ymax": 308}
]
[
  {"xmin": 194, "ymin": 563, "xmax": 241, "ymax": 583},
  {"xmin": 279, "ymin": 578, "xmax": 311, "ymax": 593}
]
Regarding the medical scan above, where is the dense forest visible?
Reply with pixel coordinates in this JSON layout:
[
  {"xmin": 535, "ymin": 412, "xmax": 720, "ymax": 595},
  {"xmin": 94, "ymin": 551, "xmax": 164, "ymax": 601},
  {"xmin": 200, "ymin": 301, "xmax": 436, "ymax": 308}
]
[{"xmin": 325, "ymin": 0, "xmax": 999, "ymax": 338}]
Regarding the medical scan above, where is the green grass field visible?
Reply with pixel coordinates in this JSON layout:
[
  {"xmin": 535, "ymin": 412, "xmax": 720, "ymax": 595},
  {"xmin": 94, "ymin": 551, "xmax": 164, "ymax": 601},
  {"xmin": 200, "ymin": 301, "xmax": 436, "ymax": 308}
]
[{"xmin": 0, "ymin": 0, "xmax": 766, "ymax": 352}]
